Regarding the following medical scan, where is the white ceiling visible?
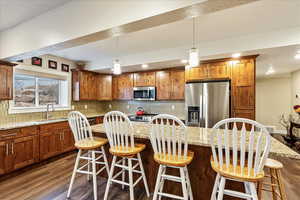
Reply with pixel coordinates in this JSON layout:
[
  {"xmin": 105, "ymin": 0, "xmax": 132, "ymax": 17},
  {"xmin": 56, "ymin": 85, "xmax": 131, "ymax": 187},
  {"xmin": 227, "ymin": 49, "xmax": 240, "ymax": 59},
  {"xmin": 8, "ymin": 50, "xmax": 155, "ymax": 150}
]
[
  {"xmin": 49, "ymin": 0, "xmax": 300, "ymax": 77},
  {"xmin": 0, "ymin": 0, "xmax": 71, "ymax": 31}
]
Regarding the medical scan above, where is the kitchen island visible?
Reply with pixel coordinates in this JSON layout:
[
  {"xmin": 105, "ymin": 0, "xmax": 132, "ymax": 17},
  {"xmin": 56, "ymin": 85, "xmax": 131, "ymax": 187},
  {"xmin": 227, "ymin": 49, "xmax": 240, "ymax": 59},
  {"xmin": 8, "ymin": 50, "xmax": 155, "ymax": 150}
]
[{"xmin": 91, "ymin": 122, "xmax": 300, "ymax": 200}]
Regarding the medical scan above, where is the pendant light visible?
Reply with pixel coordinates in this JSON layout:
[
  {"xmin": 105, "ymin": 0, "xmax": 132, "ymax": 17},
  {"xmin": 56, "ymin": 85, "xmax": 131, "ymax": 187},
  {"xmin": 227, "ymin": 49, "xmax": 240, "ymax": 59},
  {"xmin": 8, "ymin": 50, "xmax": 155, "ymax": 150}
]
[
  {"xmin": 113, "ymin": 36, "xmax": 122, "ymax": 75},
  {"xmin": 189, "ymin": 18, "xmax": 199, "ymax": 67}
]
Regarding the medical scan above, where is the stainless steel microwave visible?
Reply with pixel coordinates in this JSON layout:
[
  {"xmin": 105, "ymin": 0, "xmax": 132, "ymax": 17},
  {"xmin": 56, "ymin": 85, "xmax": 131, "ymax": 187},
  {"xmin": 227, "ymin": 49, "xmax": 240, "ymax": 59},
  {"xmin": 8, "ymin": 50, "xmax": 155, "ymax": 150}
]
[{"xmin": 133, "ymin": 87, "xmax": 156, "ymax": 101}]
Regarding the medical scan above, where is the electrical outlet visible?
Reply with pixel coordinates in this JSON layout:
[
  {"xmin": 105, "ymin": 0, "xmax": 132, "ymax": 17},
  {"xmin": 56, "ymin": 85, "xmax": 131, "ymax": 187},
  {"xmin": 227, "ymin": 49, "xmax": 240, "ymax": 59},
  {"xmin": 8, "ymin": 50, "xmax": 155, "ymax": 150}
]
[
  {"xmin": 71, "ymin": 105, "xmax": 75, "ymax": 110},
  {"xmin": 109, "ymin": 104, "xmax": 112, "ymax": 109},
  {"xmin": 84, "ymin": 105, "xmax": 88, "ymax": 109},
  {"xmin": 127, "ymin": 105, "xmax": 130, "ymax": 109},
  {"xmin": 171, "ymin": 105, "xmax": 175, "ymax": 110}
]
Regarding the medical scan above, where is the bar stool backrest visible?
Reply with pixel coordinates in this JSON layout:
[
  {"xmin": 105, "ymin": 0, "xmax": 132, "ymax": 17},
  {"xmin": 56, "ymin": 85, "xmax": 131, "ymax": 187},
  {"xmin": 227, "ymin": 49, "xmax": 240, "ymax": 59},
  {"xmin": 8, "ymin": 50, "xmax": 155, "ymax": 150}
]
[
  {"xmin": 68, "ymin": 111, "xmax": 93, "ymax": 142},
  {"xmin": 149, "ymin": 114, "xmax": 188, "ymax": 160},
  {"xmin": 211, "ymin": 118, "xmax": 271, "ymax": 176},
  {"xmin": 104, "ymin": 111, "xmax": 135, "ymax": 149}
]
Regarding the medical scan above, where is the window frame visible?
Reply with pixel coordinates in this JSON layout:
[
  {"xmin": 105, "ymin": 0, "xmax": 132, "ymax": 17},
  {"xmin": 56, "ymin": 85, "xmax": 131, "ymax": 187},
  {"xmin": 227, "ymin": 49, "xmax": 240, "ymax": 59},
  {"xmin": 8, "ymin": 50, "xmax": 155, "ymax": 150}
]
[{"xmin": 9, "ymin": 65, "xmax": 72, "ymax": 114}]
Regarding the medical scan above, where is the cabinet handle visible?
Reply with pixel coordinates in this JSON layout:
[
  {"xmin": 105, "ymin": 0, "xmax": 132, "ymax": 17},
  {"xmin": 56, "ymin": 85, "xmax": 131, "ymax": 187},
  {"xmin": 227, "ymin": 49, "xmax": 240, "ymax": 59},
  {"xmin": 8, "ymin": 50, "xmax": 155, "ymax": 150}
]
[
  {"xmin": 11, "ymin": 143, "xmax": 14, "ymax": 154},
  {"xmin": 6, "ymin": 143, "xmax": 9, "ymax": 156},
  {"xmin": 2, "ymin": 133, "xmax": 17, "ymax": 137}
]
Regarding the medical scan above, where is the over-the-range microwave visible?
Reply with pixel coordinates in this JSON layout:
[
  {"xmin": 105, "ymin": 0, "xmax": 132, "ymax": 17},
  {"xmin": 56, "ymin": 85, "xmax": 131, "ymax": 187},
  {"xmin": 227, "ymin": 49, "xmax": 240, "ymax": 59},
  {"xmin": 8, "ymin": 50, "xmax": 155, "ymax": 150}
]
[{"xmin": 133, "ymin": 87, "xmax": 156, "ymax": 101}]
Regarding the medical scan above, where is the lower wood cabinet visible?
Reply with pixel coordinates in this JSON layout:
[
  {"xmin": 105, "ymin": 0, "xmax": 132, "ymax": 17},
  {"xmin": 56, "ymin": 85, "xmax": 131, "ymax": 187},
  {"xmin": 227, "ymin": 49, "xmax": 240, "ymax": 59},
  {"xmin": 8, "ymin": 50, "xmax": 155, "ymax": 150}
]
[
  {"xmin": 40, "ymin": 122, "xmax": 75, "ymax": 160},
  {"xmin": 0, "ymin": 126, "xmax": 39, "ymax": 175}
]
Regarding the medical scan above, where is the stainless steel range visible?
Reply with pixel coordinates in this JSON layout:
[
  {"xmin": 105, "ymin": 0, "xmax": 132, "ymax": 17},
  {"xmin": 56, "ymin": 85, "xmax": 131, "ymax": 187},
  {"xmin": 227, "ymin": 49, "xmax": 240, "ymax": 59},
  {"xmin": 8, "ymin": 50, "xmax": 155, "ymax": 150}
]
[{"xmin": 128, "ymin": 114, "xmax": 157, "ymax": 122}]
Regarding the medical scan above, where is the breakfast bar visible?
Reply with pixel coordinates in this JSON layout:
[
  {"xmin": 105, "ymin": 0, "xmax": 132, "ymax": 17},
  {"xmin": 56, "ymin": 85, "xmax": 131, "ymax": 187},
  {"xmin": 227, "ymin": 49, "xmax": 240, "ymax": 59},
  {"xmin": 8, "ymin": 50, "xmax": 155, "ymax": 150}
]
[{"xmin": 91, "ymin": 122, "xmax": 300, "ymax": 200}]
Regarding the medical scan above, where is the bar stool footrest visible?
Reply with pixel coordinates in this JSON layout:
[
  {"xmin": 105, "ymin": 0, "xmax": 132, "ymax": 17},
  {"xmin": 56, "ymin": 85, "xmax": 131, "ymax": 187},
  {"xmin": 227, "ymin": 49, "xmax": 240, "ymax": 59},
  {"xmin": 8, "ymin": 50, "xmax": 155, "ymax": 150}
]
[
  {"xmin": 223, "ymin": 189, "xmax": 252, "ymax": 199},
  {"xmin": 157, "ymin": 192, "xmax": 184, "ymax": 200}
]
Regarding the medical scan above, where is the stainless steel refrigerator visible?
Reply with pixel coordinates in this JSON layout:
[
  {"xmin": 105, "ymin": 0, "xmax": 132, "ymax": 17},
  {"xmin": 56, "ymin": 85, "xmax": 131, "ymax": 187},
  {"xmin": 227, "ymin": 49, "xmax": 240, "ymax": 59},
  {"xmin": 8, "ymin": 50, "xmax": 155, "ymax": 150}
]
[{"xmin": 185, "ymin": 81, "xmax": 230, "ymax": 128}]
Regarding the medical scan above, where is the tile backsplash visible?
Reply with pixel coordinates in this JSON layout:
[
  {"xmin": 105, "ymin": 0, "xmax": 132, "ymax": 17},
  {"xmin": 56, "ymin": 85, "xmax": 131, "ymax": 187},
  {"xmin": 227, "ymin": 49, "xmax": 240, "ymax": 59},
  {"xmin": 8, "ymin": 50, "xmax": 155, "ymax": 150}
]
[
  {"xmin": 104, "ymin": 100, "xmax": 186, "ymax": 119},
  {"xmin": 0, "ymin": 100, "xmax": 106, "ymax": 126}
]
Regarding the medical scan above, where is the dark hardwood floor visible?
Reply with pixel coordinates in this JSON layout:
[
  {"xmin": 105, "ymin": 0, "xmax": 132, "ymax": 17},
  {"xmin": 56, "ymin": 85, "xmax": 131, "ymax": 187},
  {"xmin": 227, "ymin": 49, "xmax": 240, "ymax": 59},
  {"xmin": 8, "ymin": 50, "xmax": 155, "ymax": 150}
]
[{"xmin": 0, "ymin": 153, "xmax": 149, "ymax": 200}]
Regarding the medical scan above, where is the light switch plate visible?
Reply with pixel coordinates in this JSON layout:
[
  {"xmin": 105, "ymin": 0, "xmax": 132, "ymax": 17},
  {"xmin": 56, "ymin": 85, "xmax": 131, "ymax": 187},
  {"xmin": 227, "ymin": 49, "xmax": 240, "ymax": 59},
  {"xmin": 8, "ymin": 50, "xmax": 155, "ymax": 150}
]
[
  {"xmin": 171, "ymin": 105, "xmax": 175, "ymax": 110},
  {"xmin": 84, "ymin": 105, "xmax": 88, "ymax": 109},
  {"xmin": 127, "ymin": 105, "xmax": 130, "ymax": 109},
  {"xmin": 109, "ymin": 104, "xmax": 112, "ymax": 109},
  {"xmin": 71, "ymin": 105, "xmax": 75, "ymax": 110}
]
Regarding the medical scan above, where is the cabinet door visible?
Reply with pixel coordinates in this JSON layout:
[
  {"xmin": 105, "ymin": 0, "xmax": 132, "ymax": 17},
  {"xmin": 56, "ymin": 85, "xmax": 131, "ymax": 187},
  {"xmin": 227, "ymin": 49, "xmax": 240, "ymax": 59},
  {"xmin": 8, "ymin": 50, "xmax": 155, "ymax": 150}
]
[
  {"xmin": 156, "ymin": 70, "xmax": 171, "ymax": 100},
  {"xmin": 0, "ymin": 65, "xmax": 13, "ymax": 100},
  {"xmin": 0, "ymin": 140, "xmax": 11, "ymax": 175},
  {"xmin": 185, "ymin": 64, "xmax": 208, "ymax": 81},
  {"xmin": 207, "ymin": 62, "xmax": 230, "ymax": 79},
  {"xmin": 118, "ymin": 74, "xmax": 133, "ymax": 100},
  {"xmin": 61, "ymin": 128, "xmax": 75, "ymax": 152},
  {"xmin": 97, "ymin": 75, "xmax": 112, "ymax": 100},
  {"xmin": 79, "ymin": 71, "xmax": 89, "ymax": 100},
  {"xmin": 11, "ymin": 135, "xmax": 39, "ymax": 170},
  {"xmin": 40, "ymin": 131, "xmax": 62, "ymax": 160},
  {"xmin": 134, "ymin": 72, "xmax": 155, "ymax": 86},
  {"xmin": 171, "ymin": 69, "xmax": 185, "ymax": 100},
  {"xmin": 112, "ymin": 76, "xmax": 119, "ymax": 99},
  {"xmin": 231, "ymin": 59, "xmax": 255, "ymax": 110}
]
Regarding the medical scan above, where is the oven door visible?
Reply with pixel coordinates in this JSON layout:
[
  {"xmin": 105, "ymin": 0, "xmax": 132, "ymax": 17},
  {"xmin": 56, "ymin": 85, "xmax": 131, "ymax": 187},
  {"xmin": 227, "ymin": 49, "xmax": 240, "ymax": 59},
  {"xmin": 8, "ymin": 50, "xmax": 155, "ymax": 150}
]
[{"xmin": 133, "ymin": 87, "xmax": 156, "ymax": 100}]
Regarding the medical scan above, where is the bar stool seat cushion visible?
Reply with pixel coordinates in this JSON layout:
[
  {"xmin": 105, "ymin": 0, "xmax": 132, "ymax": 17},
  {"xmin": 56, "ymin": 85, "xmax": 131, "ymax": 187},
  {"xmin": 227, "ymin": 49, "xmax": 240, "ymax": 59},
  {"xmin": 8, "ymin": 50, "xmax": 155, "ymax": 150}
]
[
  {"xmin": 264, "ymin": 158, "xmax": 283, "ymax": 169},
  {"xmin": 154, "ymin": 150, "xmax": 194, "ymax": 167},
  {"xmin": 75, "ymin": 137, "xmax": 108, "ymax": 150},
  {"xmin": 210, "ymin": 158, "xmax": 265, "ymax": 182},
  {"xmin": 109, "ymin": 143, "xmax": 146, "ymax": 157}
]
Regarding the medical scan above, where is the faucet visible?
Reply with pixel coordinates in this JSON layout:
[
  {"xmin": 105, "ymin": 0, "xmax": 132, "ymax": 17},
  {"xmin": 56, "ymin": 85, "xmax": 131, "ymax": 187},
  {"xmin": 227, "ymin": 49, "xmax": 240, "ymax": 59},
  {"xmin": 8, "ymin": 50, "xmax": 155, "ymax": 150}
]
[{"xmin": 45, "ymin": 103, "xmax": 55, "ymax": 120}]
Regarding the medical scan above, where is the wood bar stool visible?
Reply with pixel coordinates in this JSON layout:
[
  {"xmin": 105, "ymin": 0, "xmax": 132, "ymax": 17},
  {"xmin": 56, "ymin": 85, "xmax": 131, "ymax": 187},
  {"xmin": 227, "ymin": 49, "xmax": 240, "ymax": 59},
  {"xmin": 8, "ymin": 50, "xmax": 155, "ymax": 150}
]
[
  {"xmin": 257, "ymin": 158, "xmax": 287, "ymax": 200},
  {"xmin": 149, "ymin": 114, "xmax": 194, "ymax": 200},
  {"xmin": 103, "ymin": 111, "xmax": 150, "ymax": 200},
  {"xmin": 210, "ymin": 118, "xmax": 271, "ymax": 200},
  {"xmin": 67, "ymin": 111, "xmax": 110, "ymax": 200}
]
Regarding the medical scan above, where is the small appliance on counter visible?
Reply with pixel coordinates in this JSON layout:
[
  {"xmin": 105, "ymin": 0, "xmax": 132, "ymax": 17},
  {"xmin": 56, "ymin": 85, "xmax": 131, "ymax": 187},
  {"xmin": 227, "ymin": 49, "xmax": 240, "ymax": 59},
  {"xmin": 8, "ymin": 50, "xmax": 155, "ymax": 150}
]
[{"xmin": 128, "ymin": 107, "xmax": 157, "ymax": 122}]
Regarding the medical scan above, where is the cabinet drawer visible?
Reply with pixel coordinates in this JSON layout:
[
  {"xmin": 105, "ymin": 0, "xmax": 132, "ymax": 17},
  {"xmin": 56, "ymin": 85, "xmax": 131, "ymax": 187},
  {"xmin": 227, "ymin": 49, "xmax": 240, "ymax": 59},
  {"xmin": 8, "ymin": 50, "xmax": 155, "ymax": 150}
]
[
  {"xmin": 0, "ymin": 129, "xmax": 21, "ymax": 140},
  {"xmin": 40, "ymin": 121, "xmax": 69, "ymax": 134}
]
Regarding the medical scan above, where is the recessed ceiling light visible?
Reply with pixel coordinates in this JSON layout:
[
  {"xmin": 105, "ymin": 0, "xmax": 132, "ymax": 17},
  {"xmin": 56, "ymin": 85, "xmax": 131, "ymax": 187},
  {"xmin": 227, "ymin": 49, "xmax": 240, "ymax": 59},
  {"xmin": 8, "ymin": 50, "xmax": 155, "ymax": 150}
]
[
  {"xmin": 232, "ymin": 53, "xmax": 241, "ymax": 58},
  {"xmin": 181, "ymin": 59, "xmax": 188, "ymax": 64},
  {"xmin": 295, "ymin": 54, "xmax": 300, "ymax": 59},
  {"xmin": 265, "ymin": 65, "xmax": 275, "ymax": 75},
  {"xmin": 142, "ymin": 64, "xmax": 148, "ymax": 68}
]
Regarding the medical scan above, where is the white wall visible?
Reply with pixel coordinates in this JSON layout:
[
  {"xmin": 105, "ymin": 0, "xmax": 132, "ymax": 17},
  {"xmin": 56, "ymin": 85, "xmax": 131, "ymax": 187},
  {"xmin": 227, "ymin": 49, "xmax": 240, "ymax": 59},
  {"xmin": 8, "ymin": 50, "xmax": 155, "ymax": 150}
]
[
  {"xmin": 256, "ymin": 77, "xmax": 292, "ymax": 128},
  {"xmin": 291, "ymin": 69, "xmax": 300, "ymax": 105}
]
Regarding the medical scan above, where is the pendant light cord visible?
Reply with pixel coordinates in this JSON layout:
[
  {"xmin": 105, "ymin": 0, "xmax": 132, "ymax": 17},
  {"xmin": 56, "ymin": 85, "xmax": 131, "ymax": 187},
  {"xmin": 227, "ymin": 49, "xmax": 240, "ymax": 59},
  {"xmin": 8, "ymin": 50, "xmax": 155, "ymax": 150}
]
[{"xmin": 192, "ymin": 17, "xmax": 195, "ymax": 48}]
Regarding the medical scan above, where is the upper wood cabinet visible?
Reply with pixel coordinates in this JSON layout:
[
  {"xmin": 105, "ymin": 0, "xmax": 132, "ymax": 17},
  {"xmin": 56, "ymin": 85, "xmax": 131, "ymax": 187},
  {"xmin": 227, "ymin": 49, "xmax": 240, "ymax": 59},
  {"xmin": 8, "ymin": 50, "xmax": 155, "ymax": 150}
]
[
  {"xmin": 134, "ymin": 71, "xmax": 155, "ymax": 87},
  {"xmin": 185, "ymin": 62, "xmax": 230, "ymax": 82},
  {"xmin": 97, "ymin": 74, "xmax": 112, "ymax": 101},
  {"xmin": 156, "ymin": 69, "xmax": 185, "ymax": 100},
  {"xmin": 72, "ymin": 70, "xmax": 112, "ymax": 101},
  {"xmin": 113, "ymin": 73, "xmax": 134, "ymax": 100},
  {"xmin": 170, "ymin": 69, "xmax": 185, "ymax": 100},
  {"xmin": 0, "ymin": 61, "xmax": 15, "ymax": 100}
]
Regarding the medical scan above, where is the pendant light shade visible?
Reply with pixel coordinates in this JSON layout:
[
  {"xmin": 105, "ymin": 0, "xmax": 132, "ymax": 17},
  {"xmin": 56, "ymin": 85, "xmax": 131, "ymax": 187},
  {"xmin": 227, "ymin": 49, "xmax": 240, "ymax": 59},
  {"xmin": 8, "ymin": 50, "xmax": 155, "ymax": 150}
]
[
  {"xmin": 189, "ymin": 47, "xmax": 199, "ymax": 67},
  {"xmin": 113, "ymin": 59, "xmax": 121, "ymax": 75},
  {"xmin": 189, "ymin": 17, "xmax": 199, "ymax": 67}
]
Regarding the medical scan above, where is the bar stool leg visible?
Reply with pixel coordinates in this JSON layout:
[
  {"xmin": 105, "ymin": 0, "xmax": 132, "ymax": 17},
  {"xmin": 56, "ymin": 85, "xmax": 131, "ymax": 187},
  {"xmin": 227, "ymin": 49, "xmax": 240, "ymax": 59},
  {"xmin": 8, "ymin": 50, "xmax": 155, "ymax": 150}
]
[
  {"xmin": 91, "ymin": 150, "xmax": 97, "ymax": 200},
  {"xmin": 104, "ymin": 156, "xmax": 117, "ymax": 200},
  {"xmin": 276, "ymin": 169, "xmax": 287, "ymax": 200},
  {"xmin": 249, "ymin": 182, "xmax": 258, "ymax": 200},
  {"xmin": 211, "ymin": 173, "xmax": 220, "ymax": 200},
  {"xmin": 158, "ymin": 166, "xmax": 166, "ymax": 200},
  {"xmin": 87, "ymin": 151, "xmax": 90, "ymax": 181},
  {"xmin": 217, "ymin": 177, "xmax": 226, "ymax": 200},
  {"xmin": 244, "ymin": 182, "xmax": 252, "ymax": 200},
  {"xmin": 184, "ymin": 166, "xmax": 193, "ymax": 200},
  {"xmin": 153, "ymin": 165, "xmax": 164, "ymax": 200},
  {"xmin": 101, "ymin": 146, "xmax": 110, "ymax": 175},
  {"xmin": 270, "ymin": 169, "xmax": 278, "ymax": 200},
  {"xmin": 128, "ymin": 158, "xmax": 135, "ymax": 200},
  {"xmin": 121, "ymin": 158, "xmax": 125, "ymax": 190},
  {"xmin": 67, "ymin": 150, "xmax": 82, "ymax": 199},
  {"xmin": 180, "ymin": 167, "xmax": 188, "ymax": 200},
  {"xmin": 137, "ymin": 153, "xmax": 150, "ymax": 197}
]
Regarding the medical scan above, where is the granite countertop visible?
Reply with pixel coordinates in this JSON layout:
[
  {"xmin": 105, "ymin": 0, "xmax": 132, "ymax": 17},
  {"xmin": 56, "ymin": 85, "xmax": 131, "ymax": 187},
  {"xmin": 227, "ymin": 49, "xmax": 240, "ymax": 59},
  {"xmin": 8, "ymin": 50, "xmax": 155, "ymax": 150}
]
[
  {"xmin": 0, "ymin": 113, "xmax": 106, "ymax": 130},
  {"xmin": 91, "ymin": 122, "xmax": 300, "ymax": 160}
]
